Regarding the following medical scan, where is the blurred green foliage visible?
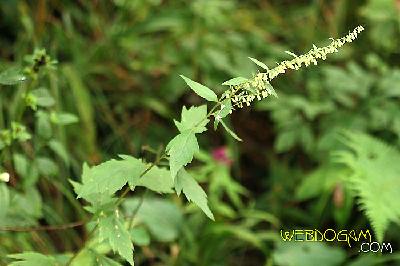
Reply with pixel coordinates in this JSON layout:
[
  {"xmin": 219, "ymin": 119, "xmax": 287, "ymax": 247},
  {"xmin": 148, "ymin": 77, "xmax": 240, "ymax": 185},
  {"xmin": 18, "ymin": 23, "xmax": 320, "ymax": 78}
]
[{"xmin": 0, "ymin": 0, "xmax": 400, "ymax": 265}]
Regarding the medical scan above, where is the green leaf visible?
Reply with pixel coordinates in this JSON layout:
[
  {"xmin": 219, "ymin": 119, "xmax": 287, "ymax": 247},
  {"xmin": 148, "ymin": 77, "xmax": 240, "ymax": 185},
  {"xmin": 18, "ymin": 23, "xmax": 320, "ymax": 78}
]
[
  {"xmin": 248, "ymin": 57, "xmax": 269, "ymax": 71},
  {"xmin": 0, "ymin": 184, "xmax": 10, "ymax": 219},
  {"xmin": 72, "ymin": 177, "xmax": 116, "ymax": 214},
  {"xmin": 285, "ymin": 50, "xmax": 298, "ymax": 58},
  {"xmin": 50, "ymin": 112, "xmax": 79, "ymax": 125},
  {"xmin": 98, "ymin": 212, "xmax": 134, "ymax": 265},
  {"xmin": 334, "ymin": 131, "xmax": 400, "ymax": 242},
  {"xmin": 222, "ymin": 77, "xmax": 248, "ymax": 86},
  {"xmin": 13, "ymin": 153, "xmax": 29, "ymax": 178},
  {"xmin": 166, "ymin": 132, "xmax": 199, "ymax": 179},
  {"xmin": 220, "ymin": 119, "xmax": 242, "ymax": 141},
  {"xmin": 70, "ymin": 249, "xmax": 95, "ymax": 266},
  {"xmin": 36, "ymin": 157, "xmax": 58, "ymax": 176},
  {"xmin": 11, "ymin": 122, "xmax": 31, "ymax": 142},
  {"xmin": 63, "ymin": 66, "xmax": 97, "ymax": 159},
  {"xmin": 296, "ymin": 166, "xmax": 344, "ymax": 201},
  {"xmin": 77, "ymin": 155, "xmax": 147, "ymax": 199},
  {"xmin": 96, "ymin": 255, "xmax": 123, "ymax": 266},
  {"xmin": 218, "ymin": 99, "xmax": 232, "ymax": 119},
  {"xmin": 180, "ymin": 75, "xmax": 218, "ymax": 102},
  {"xmin": 48, "ymin": 140, "xmax": 69, "ymax": 165},
  {"xmin": 0, "ymin": 68, "xmax": 26, "ymax": 85},
  {"xmin": 273, "ymin": 242, "xmax": 346, "ymax": 266},
  {"xmin": 131, "ymin": 166, "xmax": 174, "ymax": 193},
  {"xmin": 175, "ymin": 169, "xmax": 214, "ymax": 220},
  {"xmin": 174, "ymin": 105, "xmax": 209, "ymax": 133},
  {"xmin": 0, "ymin": 187, "xmax": 42, "ymax": 227},
  {"xmin": 123, "ymin": 197, "xmax": 183, "ymax": 242},
  {"xmin": 8, "ymin": 252, "xmax": 57, "ymax": 266},
  {"xmin": 36, "ymin": 111, "xmax": 52, "ymax": 139},
  {"xmin": 31, "ymin": 88, "xmax": 55, "ymax": 107},
  {"xmin": 130, "ymin": 227, "xmax": 150, "ymax": 246},
  {"xmin": 275, "ymin": 130, "xmax": 297, "ymax": 152}
]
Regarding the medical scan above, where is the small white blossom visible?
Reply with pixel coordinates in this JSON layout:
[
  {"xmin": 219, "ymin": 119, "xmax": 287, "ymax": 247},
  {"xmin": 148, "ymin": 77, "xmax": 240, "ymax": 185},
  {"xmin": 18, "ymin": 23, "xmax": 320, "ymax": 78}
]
[{"xmin": 0, "ymin": 172, "xmax": 10, "ymax": 182}]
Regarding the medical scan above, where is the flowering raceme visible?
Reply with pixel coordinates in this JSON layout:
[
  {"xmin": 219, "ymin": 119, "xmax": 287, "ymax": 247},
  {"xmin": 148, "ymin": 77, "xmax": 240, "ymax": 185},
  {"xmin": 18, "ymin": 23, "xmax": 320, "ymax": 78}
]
[{"xmin": 222, "ymin": 26, "xmax": 365, "ymax": 108}]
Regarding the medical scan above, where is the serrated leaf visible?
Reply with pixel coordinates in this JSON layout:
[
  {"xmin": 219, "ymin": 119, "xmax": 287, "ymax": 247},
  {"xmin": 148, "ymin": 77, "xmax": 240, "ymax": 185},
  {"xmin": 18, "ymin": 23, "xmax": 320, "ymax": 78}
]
[
  {"xmin": 175, "ymin": 169, "xmax": 214, "ymax": 220},
  {"xmin": 248, "ymin": 57, "xmax": 269, "ymax": 71},
  {"xmin": 174, "ymin": 105, "xmax": 209, "ymax": 133},
  {"xmin": 77, "ymin": 156, "xmax": 147, "ymax": 199},
  {"xmin": 131, "ymin": 166, "xmax": 174, "ymax": 193},
  {"xmin": 71, "ymin": 177, "xmax": 116, "ymax": 214},
  {"xmin": 180, "ymin": 75, "xmax": 218, "ymax": 102},
  {"xmin": 222, "ymin": 77, "xmax": 248, "ymax": 86},
  {"xmin": 98, "ymin": 213, "xmax": 134, "ymax": 265},
  {"xmin": 8, "ymin": 252, "xmax": 57, "ymax": 266},
  {"xmin": 166, "ymin": 132, "xmax": 199, "ymax": 179},
  {"xmin": 220, "ymin": 119, "xmax": 242, "ymax": 141},
  {"xmin": 0, "ymin": 68, "xmax": 26, "ymax": 85},
  {"xmin": 334, "ymin": 131, "xmax": 400, "ymax": 242}
]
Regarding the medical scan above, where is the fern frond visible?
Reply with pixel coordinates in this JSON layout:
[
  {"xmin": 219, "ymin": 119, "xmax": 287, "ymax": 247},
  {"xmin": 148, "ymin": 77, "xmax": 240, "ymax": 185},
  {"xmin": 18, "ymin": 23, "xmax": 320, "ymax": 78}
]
[{"xmin": 334, "ymin": 131, "xmax": 400, "ymax": 242}]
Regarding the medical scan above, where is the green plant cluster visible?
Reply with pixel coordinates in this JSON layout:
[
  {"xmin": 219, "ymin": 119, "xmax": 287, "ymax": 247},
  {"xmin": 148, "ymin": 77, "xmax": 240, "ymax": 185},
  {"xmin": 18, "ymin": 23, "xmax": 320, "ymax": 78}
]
[{"xmin": 0, "ymin": 1, "xmax": 400, "ymax": 266}]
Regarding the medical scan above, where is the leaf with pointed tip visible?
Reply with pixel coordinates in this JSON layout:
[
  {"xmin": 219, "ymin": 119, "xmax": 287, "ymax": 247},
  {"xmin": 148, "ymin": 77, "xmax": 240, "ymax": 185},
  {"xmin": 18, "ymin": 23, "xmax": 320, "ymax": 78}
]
[
  {"xmin": 222, "ymin": 77, "xmax": 248, "ymax": 86},
  {"xmin": 98, "ymin": 213, "xmax": 134, "ymax": 265},
  {"xmin": 285, "ymin": 51, "xmax": 298, "ymax": 57},
  {"xmin": 76, "ymin": 155, "xmax": 147, "ymax": 199},
  {"xmin": 166, "ymin": 132, "xmax": 199, "ymax": 179},
  {"xmin": 8, "ymin": 252, "xmax": 57, "ymax": 266},
  {"xmin": 175, "ymin": 169, "xmax": 214, "ymax": 220},
  {"xmin": 220, "ymin": 119, "xmax": 242, "ymax": 141},
  {"xmin": 174, "ymin": 105, "xmax": 209, "ymax": 133},
  {"xmin": 180, "ymin": 75, "xmax": 217, "ymax": 102},
  {"xmin": 249, "ymin": 57, "xmax": 269, "ymax": 71}
]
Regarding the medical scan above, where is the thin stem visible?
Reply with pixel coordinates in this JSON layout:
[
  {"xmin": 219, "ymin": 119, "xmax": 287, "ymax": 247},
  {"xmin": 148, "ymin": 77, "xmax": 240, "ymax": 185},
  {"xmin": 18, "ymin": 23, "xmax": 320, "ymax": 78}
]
[
  {"xmin": 114, "ymin": 161, "xmax": 157, "ymax": 208},
  {"xmin": 0, "ymin": 220, "xmax": 87, "ymax": 232},
  {"xmin": 128, "ymin": 189, "xmax": 148, "ymax": 229}
]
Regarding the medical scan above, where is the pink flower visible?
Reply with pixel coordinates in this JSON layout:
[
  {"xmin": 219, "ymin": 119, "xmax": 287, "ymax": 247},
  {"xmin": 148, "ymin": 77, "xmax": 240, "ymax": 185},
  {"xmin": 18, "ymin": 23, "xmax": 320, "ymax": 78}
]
[{"xmin": 212, "ymin": 146, "xmax": 232, "ymax": 166}]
